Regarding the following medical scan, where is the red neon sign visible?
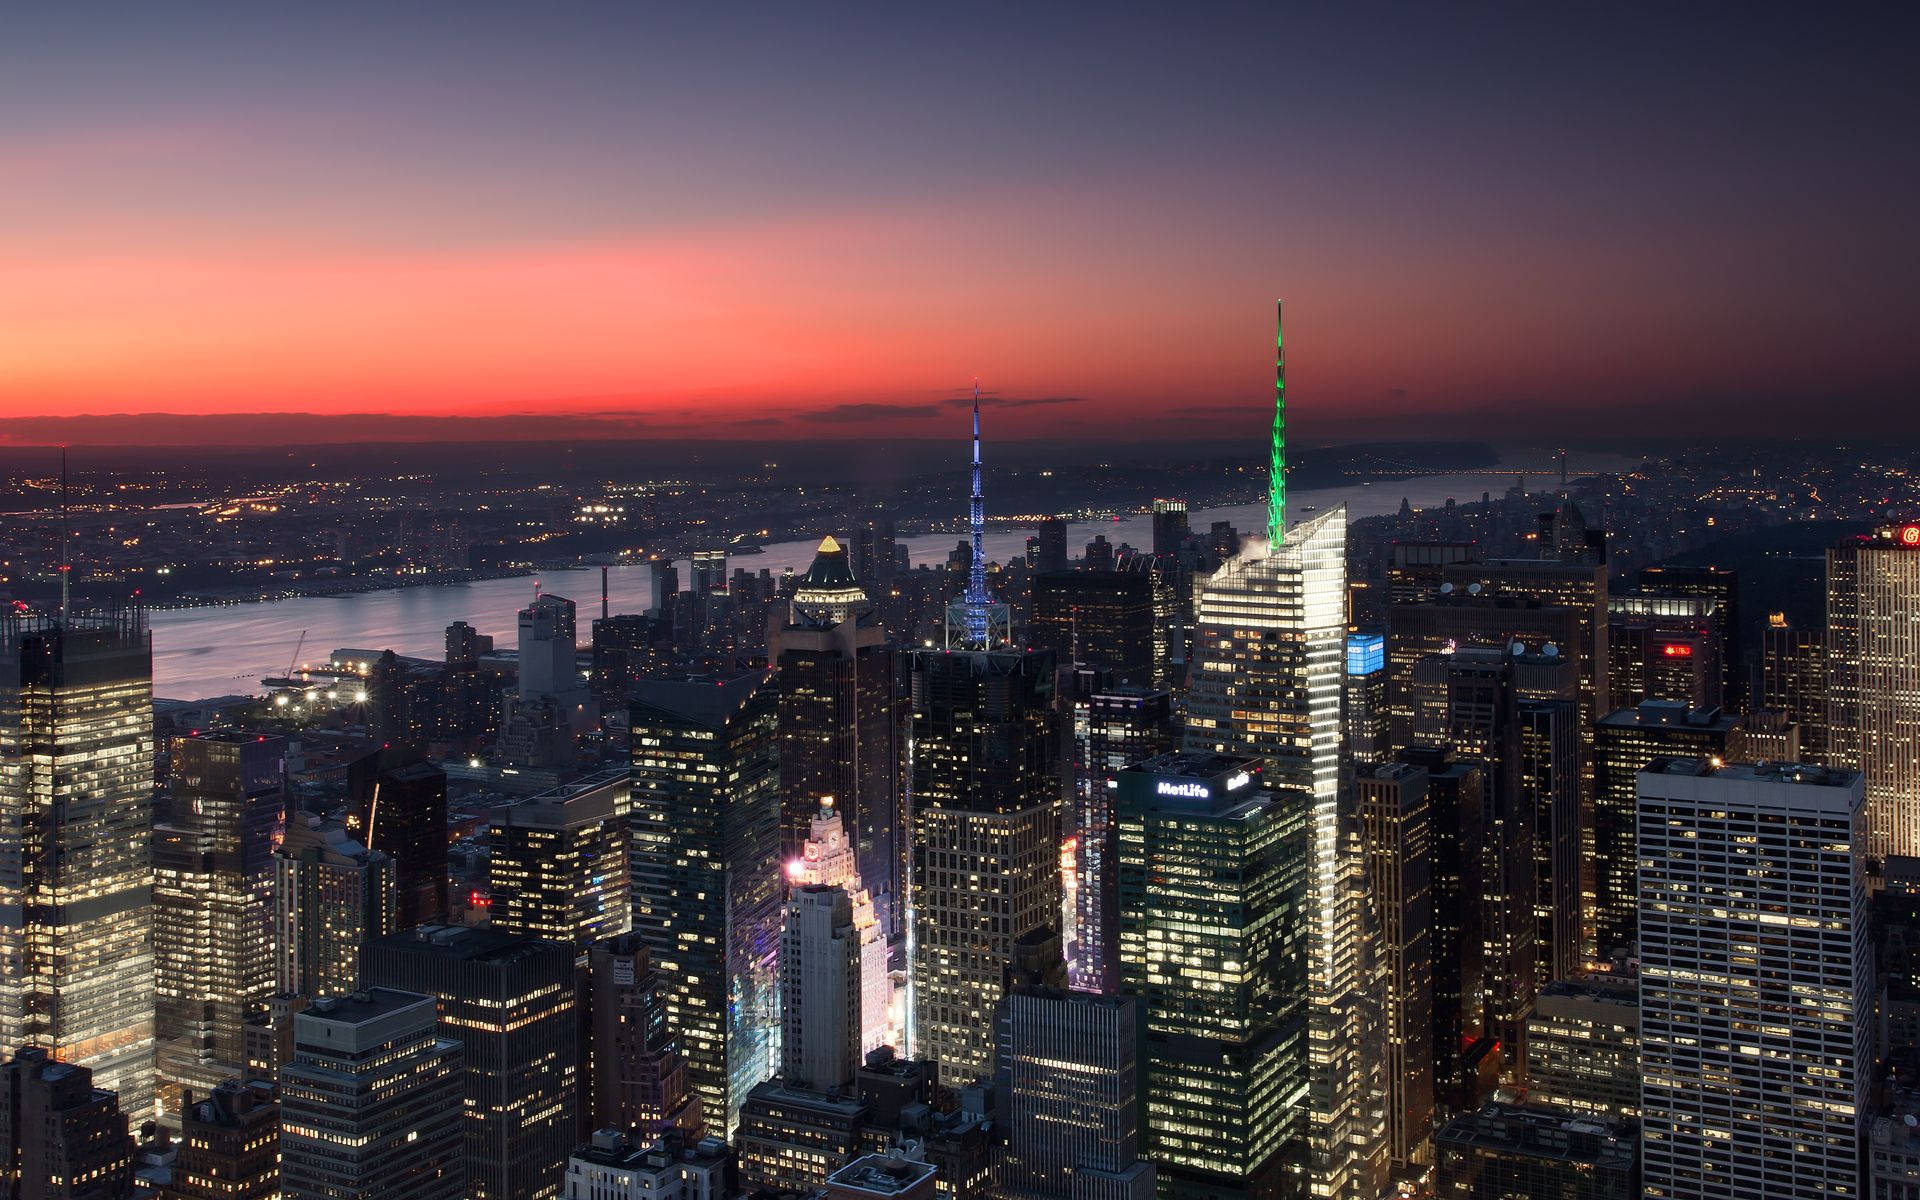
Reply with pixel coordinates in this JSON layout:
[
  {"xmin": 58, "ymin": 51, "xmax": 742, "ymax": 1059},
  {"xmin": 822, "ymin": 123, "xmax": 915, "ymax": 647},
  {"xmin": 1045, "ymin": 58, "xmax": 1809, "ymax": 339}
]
[
  {"xmin": 1662, "ymin": 643, "xmax": 1694, "ymax": 658},
  {"xmin": 1900, "ymin": 525, "xmax": 1920, "ymax": 547}
]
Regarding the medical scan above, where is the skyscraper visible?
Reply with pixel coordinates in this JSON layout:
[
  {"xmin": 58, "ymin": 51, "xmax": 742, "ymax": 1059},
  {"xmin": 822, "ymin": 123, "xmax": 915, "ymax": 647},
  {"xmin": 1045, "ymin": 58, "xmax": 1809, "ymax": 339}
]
[
  {"xmin": 1760, "ymin": 611, "xmax": 1826, "ymax": 759},
  {"xmin": 628, "ymin": 672, "xmax": 783, "ymax": 1134},
  {"xmin": 155, "ymin": 731, "xmax": 285, "ymax": 1119},
  {"xmin": 1591, "ymin": 700, "xmax": 1735, "ymax": 962},
  {"xmin": 1637, "ymin": 759, "xmax": 1869, "ymax": 1200},
  {"xmin": 345, "ymin": 748, "xmax": 449, "ymax": 929},
  {"xmin": 1827, "ymin": 523, "xmax": 1920, "ymax": 859},
  {"xmin": 0, "ymin": 607, "xmax": 156, "ymax": 1120},
  {"xmin": 1181, "ymin": 302, "xmax": 1384, "ymax": 1198},
  {"xmin": 1071, "ymin": 687, "xmax": 1175, "ymax": 994},
  {"xmin": 490, "ymin": 768, "xmax": 631, "ymax": 945},
  {"xmin": 587, "ymin": 933, "xmax": 699, "ymax": 1140},
  {"xmin": 1003, "ymin": 989, "xmax": 1153, "ymax": 1200},
  {"xmin": 368, "ymin": 926, "xmax": 580, "ymax": 1200},
  {"xmin": 1116, "ymin": 754, "xmax": 1306, "ymax": 1200},
  {"xmin": 1030, "ymin": 566, "xmax": 1157, "ymax": 685},
  {"xmin": 278, "ymin": 989, "xmax": 465, "ymax": 1200},
  {"xmin": 781, "ymin": 885, "xmax": 863, "ymax": 1091},
  {"xmin": 908, "ymin": 646, "xmax": 1060, "ymax": 1083},
  {"xmin": 769, "ymin": 539, "xmax": 902, "ymax": 940},
  {"xmin": 1353, "ymin": 762, "xmax": 1434, "ymax": 1175},
  {"xmin": 274, "ymin": 813, "xmax": 397, "ymax": 997},
  {"xmin": 790, "ymin": 800, "xmax": 893, "ymax": 1056},
  {"xmin": 1342, "ymin": 634, "xmax": 1389, "ymax": 761}
]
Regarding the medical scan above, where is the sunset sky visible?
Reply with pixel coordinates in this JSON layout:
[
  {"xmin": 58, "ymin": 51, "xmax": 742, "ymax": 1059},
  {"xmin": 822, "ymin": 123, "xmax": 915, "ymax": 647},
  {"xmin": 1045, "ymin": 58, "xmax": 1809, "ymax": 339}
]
[{"xmin": 3, "ymin": 4, "xmax": 1917, "ymax": 443}]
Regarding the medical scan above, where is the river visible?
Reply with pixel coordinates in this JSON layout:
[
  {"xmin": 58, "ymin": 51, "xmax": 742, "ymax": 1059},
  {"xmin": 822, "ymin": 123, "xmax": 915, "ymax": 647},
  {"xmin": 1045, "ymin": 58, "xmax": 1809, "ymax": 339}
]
[{"xmin": 150, "ymin": 460, "xmax": 1640, "ymax": 699}]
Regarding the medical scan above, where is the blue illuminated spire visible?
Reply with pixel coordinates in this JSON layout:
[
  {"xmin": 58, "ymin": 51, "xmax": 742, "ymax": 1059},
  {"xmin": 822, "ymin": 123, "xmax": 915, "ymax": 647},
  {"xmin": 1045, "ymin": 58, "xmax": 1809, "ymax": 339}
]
[{"xmin": 964, "ymin": 381, "xmax": 989, "ymax": 646}]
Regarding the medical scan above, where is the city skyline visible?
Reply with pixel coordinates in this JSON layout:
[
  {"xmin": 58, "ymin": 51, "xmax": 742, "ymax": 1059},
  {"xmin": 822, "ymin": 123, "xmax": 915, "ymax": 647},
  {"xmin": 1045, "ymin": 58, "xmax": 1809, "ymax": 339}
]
[{"xmin": 4, "ymin": 6, "xmax": 1919, "ymax": 442}]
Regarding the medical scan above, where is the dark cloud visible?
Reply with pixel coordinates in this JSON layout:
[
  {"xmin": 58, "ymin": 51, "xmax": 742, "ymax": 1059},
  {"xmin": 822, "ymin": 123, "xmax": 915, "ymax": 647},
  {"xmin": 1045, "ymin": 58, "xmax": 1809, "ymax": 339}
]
[
  {"xmin": 1171, "ymin": 404, "xmax": 1268, "ymax": 416},
  {"xmin": 1387, "ymin": 388, "xmax": 1408, "ymax": 401},
  {"xmin": 797, "ymin": 403, "xmax": 943, "ymax": 424},
  {"xmin": 943, "ymin": 395, "xmax": 1089, "ymax": 409},
  {"xmin": 728, "ymin": 416, "xmax": 785, "ymax": 427}
]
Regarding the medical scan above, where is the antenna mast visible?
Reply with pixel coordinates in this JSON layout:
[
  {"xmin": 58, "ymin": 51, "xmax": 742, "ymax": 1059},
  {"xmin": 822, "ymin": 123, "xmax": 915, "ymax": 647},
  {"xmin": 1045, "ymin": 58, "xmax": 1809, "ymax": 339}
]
[
  {"xmin": 964, "ymin": 380, "xmax": 989, "ymax": 646},
  {"xmin": 58, "ymin": 447, "xmax": 71, "ymax": 622},
  {"xmin": 1266, "ymin": 301, "xmax": 1287, "ymax": 548}
]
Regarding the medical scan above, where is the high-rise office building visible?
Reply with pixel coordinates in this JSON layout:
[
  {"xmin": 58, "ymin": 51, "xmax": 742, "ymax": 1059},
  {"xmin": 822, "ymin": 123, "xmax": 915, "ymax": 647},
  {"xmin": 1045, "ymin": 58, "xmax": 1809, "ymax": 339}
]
[
  {"xmin": 1030, "ymin": 567, "xmax": 1157, "ymax": 685},
  {"xmin": 1827, "ymin": 523, "xmax": 1920, "ymax": 859},
  {"xmin": 278, "ymin": 989, "xmax": 465, "ymax": 1200},
  {"xmin": 1071, "ymin": 687, "xmax": 1175, "ymax": 994},
  {"xmin": 911, "ymin": 395, "xmax": 1055, "ymax": 1082},
  {"xmin": 1637, "ymin": 759, "xmax": 1869, "ymax": 1200},
  {"xmin": 781, "ymin": 885, "xmax": 862, "ymax": 1092},
  {"xmin": 368, "ymin": 926, "xmax": 579, "ymax": 1200},
  {"xmin": 1353, "ymin": 762, "xmax": 1435, "ymax": 1174},
  {"xmin": 154, "ymin": 731, "xmax": 285, "ymax": 1119},
  {"xmin": 769, "ymin": 541, "xmax": 902, "ymax": 940},
  {"xmin": 1760, "ymin": 612, "xmax": 1826, "ymax": 759},
  {"xmin": 1116, "ymin": 754, "xmax": 1306, "ymax": 1200},
  {"xmin": 0, "ymin": 608, "xmax": 157, "ymax": 1119},
  {"xmin": 167, "ymin": 1079, "xmax": 279, "ymax": 1200},
  {"xmin": 274, "ymin": 813, "xmax": 397, "ymax": 997},
  {"xmin": 1183, "ymin": 303, "xmax": 1384, "ymax": 1198},
  {"xmin": 518, "ymin": 592, "xmax": 585, "ymax": 702},
  {"xmin": 908, "ymin": 645, "xmax": 1060, "ymax": 1083},
  {"xmin": 1152, "ymin": 499, "xmax": 1190, "ymax": 559},
  {"xmin": 853, "ymin": 518, "xmax": 899, "ymax": 595},
  {"xmin": 345, "ymin": 748, "xmax": 449, "ymax": 929},
  {"xmin": 1607, "ymin": 591, "xmax": 1720, "ymax": 710},
  {"xmin": 629, "ymin": 672, "xmax": 783, "ymax": 1134},
  {"xmin": 1406, "ymin": 650, "xmax": 1539, "ymax": 1079},
  {"xmin": 790, "ymin": 800, "xmax": 893, "ymax": 1055},
  {"xmin": 1521, "ymin": 977, "xmax": 1638, "ymax": 1121},
  {"xmin": 1511, "ymin": 697, "xmax": 1580, "ymax": 989},
  {"xmin": 1591, "ymin": 700, "xmax": 1735, "ymax": 961},
  {"xmin": 1032, "ymin": 518, "xmax": 1070, "ymax": 574},
  {"xmin": 1396, "ymin": 747, "xmax": 1489, "ymax": 1115},
  {"xmin": 0, "ymin": 1047, "xmax": 136, "ymax": 1200},
  {"xmin": 1003, "ymin": 989, "xmax": 1153, "ymax": 1200},
  {"xmin": 490, "ymin": 769, "xmax": 631, "ymax": 944},
  {"xmin": 1343, "ymin": 634, "xmax": 1390, "ymax": 761},
  {"xmin": 690, "ymin": 549, "xmax": 728, "ymax": 597},
  {"xmin": 587, "ymin": 933, "xmax": 700, "ymax": 1140},
  {"xmin": 1638, "ymin": 564, "xmax": 1739, "ymax": 708}
]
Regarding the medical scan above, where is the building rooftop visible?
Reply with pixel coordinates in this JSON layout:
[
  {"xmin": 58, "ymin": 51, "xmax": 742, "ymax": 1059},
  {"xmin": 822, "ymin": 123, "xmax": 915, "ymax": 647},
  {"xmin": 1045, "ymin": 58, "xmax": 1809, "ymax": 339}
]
[
  {"xmin": 1642, "ymin": 756, "xmax": 1861, "ymax": 790},
  {"xmin": 1436, "ymin": 1102, "xmax": 1636, "ymax": 1171},
  {"xmin": 375, "ymin": 923, "xmax": 569, "ymax": 966},
  {"xmin": 632, "ymin": 671, "xmax": 771, "ymax": 727},
  {"xmin": 827, "ymin": 1154, "xmax": 937, "ymax": 1197},
  {"xmin": 302, "ymin": 987, "xmax": 435, "ymax": 1025},
  {"xmin": 1598, "ymin": 698, "xmax": 1737, "ymax": 732}
]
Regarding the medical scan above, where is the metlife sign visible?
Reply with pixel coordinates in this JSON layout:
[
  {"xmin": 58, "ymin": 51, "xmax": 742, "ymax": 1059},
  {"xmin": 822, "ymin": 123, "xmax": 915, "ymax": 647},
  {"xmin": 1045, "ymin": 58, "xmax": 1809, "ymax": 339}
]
[{"xmin": 1154, "ymin": 770, "xmax": 1254, "ymax": 802}]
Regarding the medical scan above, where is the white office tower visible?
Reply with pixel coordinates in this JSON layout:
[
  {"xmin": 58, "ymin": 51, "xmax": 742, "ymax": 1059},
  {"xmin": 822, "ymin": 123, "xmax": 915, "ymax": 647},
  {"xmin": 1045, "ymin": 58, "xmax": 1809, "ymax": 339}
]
[
  {"xmin": 780, "ymin": 884, "xmax": 862, "ymax": 1090},
  {"xmin": 1637, "ymin": 759, "xmax": 1870, "ymax": 1200},
  {"xmin": 1183, "ymin": 505, "xmax": 1389, "ymax": 1200},
  {"xmin": 791, "ymin": 799, "xmax": 894, "ymax": 1053},
  {"xmin": 518, "ymin": 592, "xmax": 586, "ymax": 703}
]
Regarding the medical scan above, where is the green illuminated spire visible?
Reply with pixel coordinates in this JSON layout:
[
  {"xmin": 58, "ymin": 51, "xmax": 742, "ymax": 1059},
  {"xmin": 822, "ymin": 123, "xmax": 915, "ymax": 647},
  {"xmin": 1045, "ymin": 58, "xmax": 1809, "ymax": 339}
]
[{"xmin": 1267, "ymin": 299, "xmax": 1286, "ymax": 547}]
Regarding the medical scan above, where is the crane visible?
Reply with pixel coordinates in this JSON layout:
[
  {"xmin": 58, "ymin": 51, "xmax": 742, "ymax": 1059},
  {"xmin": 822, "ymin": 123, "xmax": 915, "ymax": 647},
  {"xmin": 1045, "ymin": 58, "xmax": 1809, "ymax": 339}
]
[{"xmin": 286, "ymin": 629, "xmax": 307, "ymax": 681}]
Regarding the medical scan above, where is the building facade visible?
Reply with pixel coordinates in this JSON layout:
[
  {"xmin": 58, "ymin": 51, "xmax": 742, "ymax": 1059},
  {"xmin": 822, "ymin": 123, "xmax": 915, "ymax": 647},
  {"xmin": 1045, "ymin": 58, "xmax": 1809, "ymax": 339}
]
[
  {"xmin": 1637, "ymin": 760, "xmax": 1869, "ymax": 1200},
  {"xmin": 0, "ymin": 609, "xmax": 157, "ymax": 1118}
]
